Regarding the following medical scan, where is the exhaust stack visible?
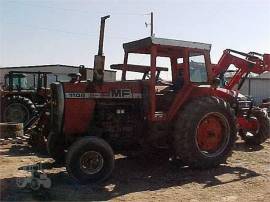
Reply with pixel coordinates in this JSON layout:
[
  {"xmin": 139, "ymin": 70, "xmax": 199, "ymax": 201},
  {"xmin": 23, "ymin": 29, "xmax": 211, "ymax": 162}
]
[{"xmin": 93, "ymin": 15, "xmax": 110, "ymax": 82}]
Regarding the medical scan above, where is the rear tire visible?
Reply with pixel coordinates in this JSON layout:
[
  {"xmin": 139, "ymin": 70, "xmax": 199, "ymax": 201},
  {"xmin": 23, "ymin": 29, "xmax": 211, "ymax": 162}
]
[
  {"xmin": 2, "ymin": 96, "xmax": 37, "ymax": 126},
  {"xmin": 66, "ymin": 136, "xmax": 114, "ymax": 184},
  {"xmin": 173, "ymin": 96, "xmax": 237, "ymax": 168},
  {"xmin": 239, "ymin": 108, "xmax": 270, "ymax": 145}
]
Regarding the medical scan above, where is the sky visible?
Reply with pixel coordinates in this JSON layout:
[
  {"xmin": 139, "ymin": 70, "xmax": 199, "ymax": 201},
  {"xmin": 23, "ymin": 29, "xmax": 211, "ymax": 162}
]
[{"xmin": 0, "ymin": 0, "xmax": 270, "ymax": 79}]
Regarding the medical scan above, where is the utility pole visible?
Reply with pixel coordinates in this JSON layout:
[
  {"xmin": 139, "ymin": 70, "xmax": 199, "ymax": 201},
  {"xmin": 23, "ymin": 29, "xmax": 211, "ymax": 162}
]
[
  {"xmin": 150, "ymin": 12, "xmax": 153, "ymax": 37},
  {"xmin": 145, "ymin": 12, "xmax": 154, "ymax": 37}
]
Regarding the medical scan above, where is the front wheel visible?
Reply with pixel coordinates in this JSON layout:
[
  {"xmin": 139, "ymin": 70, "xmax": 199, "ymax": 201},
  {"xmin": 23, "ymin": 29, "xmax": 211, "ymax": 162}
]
[
  {"xmin": 66, "ymin": 137, "xmax": 115, "ymax": 184},
  {"xmin": 173, "ymin": 96, "xmax": 237, "ymax": 168},
  {"xmin": 239, "ymin": 108, "xmax": 270, "ymax": 145}
]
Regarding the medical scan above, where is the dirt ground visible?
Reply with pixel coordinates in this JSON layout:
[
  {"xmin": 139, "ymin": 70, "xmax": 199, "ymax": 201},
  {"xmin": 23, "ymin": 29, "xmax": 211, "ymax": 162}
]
[{"xmin": 0, "ymin": 139, "xmax": 270, "ymax": 202}]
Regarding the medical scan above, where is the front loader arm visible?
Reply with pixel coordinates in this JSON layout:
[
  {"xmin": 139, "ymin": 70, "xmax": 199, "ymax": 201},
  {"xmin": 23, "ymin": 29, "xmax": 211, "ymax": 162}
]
[{"xmin": 212, "ymin": 49, "xmax": 270, "ymax": 90}]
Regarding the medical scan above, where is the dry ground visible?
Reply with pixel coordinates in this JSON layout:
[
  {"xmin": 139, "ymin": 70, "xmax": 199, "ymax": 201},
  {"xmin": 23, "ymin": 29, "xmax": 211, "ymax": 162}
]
[{"xmin": 0, "ymin": 139, "xmax": 270, "ymax": 202}]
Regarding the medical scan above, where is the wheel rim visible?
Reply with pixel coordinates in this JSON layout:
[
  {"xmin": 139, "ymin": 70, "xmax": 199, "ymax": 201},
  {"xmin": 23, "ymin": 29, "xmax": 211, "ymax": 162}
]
[
  {"xmin": 79, "ymin": 151, "xmax": 104, "ymax": 175},
  {"xmin": 4, "ymin": 103, "xmax": 30, "ymax": 124},
  {"xmin": 245, "ymin": 117, "xmax": 260, "ymax": 137},
  {"xmin": 196, "ymin": 112, "xmax": 230, "ymax": 157},
  {"xmin": 30, "ymin": 178, "xmax": 40, "ymax": 191}
]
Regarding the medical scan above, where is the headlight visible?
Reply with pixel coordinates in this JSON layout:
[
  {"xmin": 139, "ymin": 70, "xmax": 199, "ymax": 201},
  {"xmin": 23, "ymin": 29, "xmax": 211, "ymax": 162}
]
[{"xmin": 238, "ymin": 100, "xmax": 252, "ymax": 109}]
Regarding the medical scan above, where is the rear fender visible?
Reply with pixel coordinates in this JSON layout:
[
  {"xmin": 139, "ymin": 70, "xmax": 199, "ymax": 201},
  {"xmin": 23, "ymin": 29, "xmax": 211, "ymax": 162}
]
[
  {"xmin": 188, "ymin": 86, "xmax": 237, "ymax": 105},
  {"xmin": 168, "ymin": 86, "xmax": 236, "ymax": 121}
]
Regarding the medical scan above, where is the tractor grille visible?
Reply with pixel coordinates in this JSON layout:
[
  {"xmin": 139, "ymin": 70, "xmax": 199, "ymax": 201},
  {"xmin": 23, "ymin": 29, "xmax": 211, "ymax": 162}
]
[
  {"xmin": 238, "ymin": 100, "xmax": 252, "ymax": 110},
  {"xmin": 50, "ymin": 83, "xmax": 64, "ymax": 134}
]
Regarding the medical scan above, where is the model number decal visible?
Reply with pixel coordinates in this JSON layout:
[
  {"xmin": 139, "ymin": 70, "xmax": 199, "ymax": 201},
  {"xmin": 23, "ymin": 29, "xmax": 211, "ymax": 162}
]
[
  {"xmin": 66, "ymin": 93, "xmax": 90, "ymax": 98},
  {"xmin": 65, "ymin": 89, "xmax": 142, "ymax": 99}
]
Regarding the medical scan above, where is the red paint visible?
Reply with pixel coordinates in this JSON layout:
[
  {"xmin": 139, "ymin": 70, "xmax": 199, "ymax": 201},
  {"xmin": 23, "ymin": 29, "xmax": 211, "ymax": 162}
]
[
  {"xmin": 197, "ymin": 114, "xmax": 224, "ymax": 151},
  {"xmin": 64, "ymin": 99, "xmax": 95, "ymax": 135},
  {"xmin": 62, "ymin": 81, "xmax": 144, "ymax": 135},
  {"xmin": 212, "ymin": 49, "xmax": 270, "ymax": 90},
  {"xmin": 60, "ymin": 38, "xmax": 269, "ymax": 138},
  {"xmin": 149, "ymin": 45, "xmax": 157, "ymax": 121},
  {"xmin": 237, "ymin": 116, "xmax": 259, "ymax": 132}
]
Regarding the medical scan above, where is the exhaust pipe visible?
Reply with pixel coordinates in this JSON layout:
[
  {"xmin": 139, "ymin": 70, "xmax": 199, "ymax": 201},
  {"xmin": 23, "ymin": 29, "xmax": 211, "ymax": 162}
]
[{"xmin": 93, "ymin": 15, "xmax": 110, "ymax": 82}]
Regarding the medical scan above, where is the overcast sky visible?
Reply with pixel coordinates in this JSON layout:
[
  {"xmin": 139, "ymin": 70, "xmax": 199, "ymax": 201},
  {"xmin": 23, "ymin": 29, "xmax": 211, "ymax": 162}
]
[{"xmin": 1, "ymin": 0, "xmax": 270, "ymax": 78}]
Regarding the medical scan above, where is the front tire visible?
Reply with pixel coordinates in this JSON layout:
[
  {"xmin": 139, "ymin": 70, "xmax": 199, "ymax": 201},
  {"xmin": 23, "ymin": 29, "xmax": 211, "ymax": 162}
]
[
  {"xmin": 66, "ymin": 137, "xmax": 114, "ymax": 184},
  {"xmin": 239, "ymin": 108, "xmax": 270, "ymax": 145},
  {"xmin": 173, "ymin": 96, "xmax": 237, "ymax": 168}
]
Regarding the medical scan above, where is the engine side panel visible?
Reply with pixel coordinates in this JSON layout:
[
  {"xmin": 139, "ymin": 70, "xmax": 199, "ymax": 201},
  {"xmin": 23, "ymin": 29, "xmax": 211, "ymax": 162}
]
[
  {"xmin": 64, "ymin": 98, "xmax": 96, "ymax": 135},
  {"xmin": 62, "ymin": 81, "xmax": 144, "ymax": 136}
]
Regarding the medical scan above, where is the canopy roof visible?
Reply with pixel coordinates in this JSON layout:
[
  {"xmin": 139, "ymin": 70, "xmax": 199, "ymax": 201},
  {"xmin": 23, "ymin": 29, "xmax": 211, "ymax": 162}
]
[{"xmin": 123, "ymin": 37, "xmax": 211, "ymax": 54}]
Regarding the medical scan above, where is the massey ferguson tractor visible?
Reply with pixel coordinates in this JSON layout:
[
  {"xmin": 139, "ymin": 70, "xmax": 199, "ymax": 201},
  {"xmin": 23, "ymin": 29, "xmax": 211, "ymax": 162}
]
[{"xmin": 47, "ymin": 16, "xmax": 269, "ymax": 184}]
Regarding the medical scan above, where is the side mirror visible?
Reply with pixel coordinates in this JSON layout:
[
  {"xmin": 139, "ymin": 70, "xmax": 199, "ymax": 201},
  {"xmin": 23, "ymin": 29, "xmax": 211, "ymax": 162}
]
[{"xmin": 212, "ymin": 77, "xmax": 220, "ymax": 88}]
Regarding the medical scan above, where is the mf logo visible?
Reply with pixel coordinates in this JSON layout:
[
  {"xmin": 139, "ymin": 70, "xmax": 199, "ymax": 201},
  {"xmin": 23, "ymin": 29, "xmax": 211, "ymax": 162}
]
[{"xmin": 110, "ymin": 89, "xmax": 132, "ymax": 98}]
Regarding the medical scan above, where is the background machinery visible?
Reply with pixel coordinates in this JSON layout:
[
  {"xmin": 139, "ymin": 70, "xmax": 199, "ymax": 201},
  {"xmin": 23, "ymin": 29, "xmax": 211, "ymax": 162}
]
[
  {"xmin": 0, "ymin": 71, "xmax": 57, "ymax": 149},
  {"xmin": 212, "ymin": 49, "xmax": 270, "ymax": 145},
  {"xmin": 1, "ymin": 71, "xmax": 54, "ymax": 128}
]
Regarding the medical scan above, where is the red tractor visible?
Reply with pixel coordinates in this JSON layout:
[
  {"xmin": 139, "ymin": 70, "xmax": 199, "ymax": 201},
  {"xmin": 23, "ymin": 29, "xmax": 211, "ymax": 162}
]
[
  {"xmin": 212, "ymin": 50, "xmax": 270, "ymax": 145},
  {"xmin": 49, "ymin": 39, "xmax": 238, "ymax": 183},
  {"xmin": 47, "ymin": 17, "xmax": 269, "ymax": 184}
]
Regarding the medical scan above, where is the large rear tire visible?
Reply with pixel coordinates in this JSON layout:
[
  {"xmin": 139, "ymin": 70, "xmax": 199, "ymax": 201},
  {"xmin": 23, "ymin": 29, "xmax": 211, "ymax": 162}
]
[
  {"xmin": 66, "ymin": 136, "xmax": 114, "ymax": 184},
  {"xmin": 173, "ymin": 96, "xmax": 237, "ymax": 168},
  {"xmin": 2, "ymin": 96, "xmax": 37, "ymax": 126},
  {"xmin": 239, "ymin": 108, "xmax": 270, "ymax": 145}
]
